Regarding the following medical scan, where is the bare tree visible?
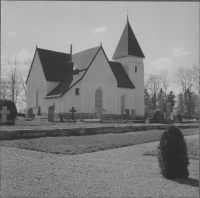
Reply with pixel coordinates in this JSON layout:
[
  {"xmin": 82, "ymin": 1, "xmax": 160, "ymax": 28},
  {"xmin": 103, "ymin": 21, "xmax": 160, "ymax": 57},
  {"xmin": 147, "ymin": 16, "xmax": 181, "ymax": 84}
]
[
  {"xmin": 0, "ymin": 77, "xmax": 10, "ymax": 99},
  {"xmin": 145, "ymin": 74, "xmax": 161, "ymax": 110},
  {"xmin": 173, "ymin": 67, "xmax": 194, "ymax": 118},
  {"xmin": 160, "ymin": 71, "xmax": 171, "ymax": 95},
  {"xmin": 18, "ymin": 59, "xmax": 31, "ymax": 103},
  {"xmin": 160, "ymin": 71, "xmax": 171, "ymax": 112},
  {"xmin": 6, "ymin": 59, "xmax": 23, "ymax": 104},
  {"xmin": 191, "ymin": 64, "xmax": 200, "ymax": 95}
]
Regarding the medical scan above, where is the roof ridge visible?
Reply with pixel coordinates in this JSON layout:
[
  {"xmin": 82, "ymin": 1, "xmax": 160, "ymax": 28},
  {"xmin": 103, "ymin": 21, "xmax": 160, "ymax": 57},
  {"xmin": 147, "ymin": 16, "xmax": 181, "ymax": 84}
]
[
  {"xmin": 73, "ymin": 46, "xmax": 100, "ymax": 56},
  {"xmin": 37, "ymin": 47, "xmax": 70, "ymax": 55}
]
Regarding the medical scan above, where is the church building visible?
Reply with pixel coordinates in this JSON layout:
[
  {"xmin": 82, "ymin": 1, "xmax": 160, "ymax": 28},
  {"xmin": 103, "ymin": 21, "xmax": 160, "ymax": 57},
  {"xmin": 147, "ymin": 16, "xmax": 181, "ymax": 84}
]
[{"xmin": 26, "ymin": 17, "xmax": 145, "ymax": 119}]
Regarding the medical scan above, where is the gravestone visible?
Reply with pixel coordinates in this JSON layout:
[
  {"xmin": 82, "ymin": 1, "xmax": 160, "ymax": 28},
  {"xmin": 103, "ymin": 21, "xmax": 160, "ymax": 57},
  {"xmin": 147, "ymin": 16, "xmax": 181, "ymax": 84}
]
[
  {"xmin": 27, "ymin": 108, "xmax": 33, "ymax": 118},
  {"xmin": 164, "ymin": 112, "xmax": 167, "ymax": 120},
  {"xmin": 70, "ymin": 107, "xmax": 76, "ymax": 120},
  {"xmin": 145, "ymin": 112, "xmax": 149, "ymax": 124},
  {"xmin": 131, "ymin": 109, "xmax": 135, "ymax": 120},
  {"xmin": 125, "ymin": 109, "xmax": 130, "ymax": 119},
  {"xmin": 170, "ymin": 112, "xmax": 174, "ymax": 120},
  {"xmin": 0, "ymin": 106, "xmax": 10, "ymax": 123},
  {"xmin": 48, "ymin": 105, "xmax": 54, "ymax": 122},
  {"xmin": 153, "ymin": 109, "xmax": 162, "ymax": 123}
]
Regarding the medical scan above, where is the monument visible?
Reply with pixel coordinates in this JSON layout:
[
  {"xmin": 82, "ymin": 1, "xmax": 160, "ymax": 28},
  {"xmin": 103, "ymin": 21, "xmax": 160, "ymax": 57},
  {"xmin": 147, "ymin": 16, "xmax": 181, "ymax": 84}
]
[
  {"xmin": 48, "ymin": 105, "xmax": 54, "ymax": 122},
  {"xmin": 0, "ymin": 106, "xmax": 10, "ymax": 123},
  {"xmin": 70, "ymin": 107, "xmax": 76, "ymax": 120}
]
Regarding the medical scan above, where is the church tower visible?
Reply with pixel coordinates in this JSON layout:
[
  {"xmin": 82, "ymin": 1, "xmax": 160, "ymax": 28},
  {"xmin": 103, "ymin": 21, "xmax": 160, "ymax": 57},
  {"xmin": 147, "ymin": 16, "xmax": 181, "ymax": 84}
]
[{"xmin": 113, "ymin": 17, "xmax": 145, "ymax": 118}]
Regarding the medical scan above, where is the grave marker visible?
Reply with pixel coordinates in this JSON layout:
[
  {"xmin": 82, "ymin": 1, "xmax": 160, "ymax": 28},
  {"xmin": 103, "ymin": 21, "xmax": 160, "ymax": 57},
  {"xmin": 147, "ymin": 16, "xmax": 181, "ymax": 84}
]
[
  {"xmin": 0, "ymin": 106, "xmax": 10, "ymax": 123},
  {"xmin": 145, "ymin": 112, "xmax": 149, "ymax": 124},
  {"xmin": 170, "ymin": 112, "xmax": 174, "ymax": 120},
  {"xmin": 48, "ymin": 105, "xmax": 54, "ymax": 122},
  {"xmin": 27, "ymin": 108, "xmax": 33, "ymax": 118},
  {"xmin": 164, "ymin": 112, "xmax": 167, "ymax": 120},
  {"xmin": 70, "ymin": 107, "xmax": 76, "ymax": 120}
]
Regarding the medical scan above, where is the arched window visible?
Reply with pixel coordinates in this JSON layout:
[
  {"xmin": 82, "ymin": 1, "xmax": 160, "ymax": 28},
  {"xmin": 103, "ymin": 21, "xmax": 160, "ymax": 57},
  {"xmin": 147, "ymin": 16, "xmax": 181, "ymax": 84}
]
[
  {"xmin": 121, "ymin": 95, "xmax": 126, "ymax": 113},
  {"xmin": 135, "ymin": 66, "xmax": 137, "ymax": 73},
  {"xmin": 36, "ymin": 90, "xmax": 38, "ymax": 106},
  {"xmin": 95, "ymin": 89, "xmax": 103, "ymax": 109}
]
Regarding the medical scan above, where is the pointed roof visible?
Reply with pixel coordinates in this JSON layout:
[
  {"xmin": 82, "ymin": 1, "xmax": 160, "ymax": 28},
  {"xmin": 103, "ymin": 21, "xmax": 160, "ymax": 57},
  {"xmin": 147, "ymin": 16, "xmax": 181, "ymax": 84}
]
[{"xmin": 112, "ymin": 18, "xmax": 145, "ymax": 59}]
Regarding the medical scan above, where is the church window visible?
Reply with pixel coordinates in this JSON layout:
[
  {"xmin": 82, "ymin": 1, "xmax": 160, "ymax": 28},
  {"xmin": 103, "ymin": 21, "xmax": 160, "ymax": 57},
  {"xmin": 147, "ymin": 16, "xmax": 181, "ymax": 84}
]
[
  {"xmin": 75, "ymin": 88, "xmax": 79, "ymax": 95},
  {"xmin": 95, "ymin": 89, "xmax": 103, "ymax": 109},
  {"xmin": 36, "ymin": 90, "xmax": 38, "ymax": 106},
  {"xmin": 135, "ymin": 66, "xmax": 137, "ymax": 73}
]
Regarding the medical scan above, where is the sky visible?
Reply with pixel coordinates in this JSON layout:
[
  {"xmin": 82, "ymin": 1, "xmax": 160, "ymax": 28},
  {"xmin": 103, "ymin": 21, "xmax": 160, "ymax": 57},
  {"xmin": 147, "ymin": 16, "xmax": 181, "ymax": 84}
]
[{"xmin": 1, "ymin": 1, "xmax": 199, "ymax": 94}]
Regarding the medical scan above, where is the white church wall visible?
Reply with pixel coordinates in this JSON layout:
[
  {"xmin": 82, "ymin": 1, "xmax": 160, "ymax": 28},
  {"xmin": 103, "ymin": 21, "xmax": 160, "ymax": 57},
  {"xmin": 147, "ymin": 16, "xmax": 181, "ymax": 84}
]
[
  {"xmin": 83, "ymin": 48, "xmax": 118, "ymax": 114},
  {"xmin": 46, "ymin": 81, "xmax": 60, "ymax": 95},
  {"xmin": 26, "ymin": 51, "xmax": 46, "ymax": 114},
  {"xmin": 45, "ymin": 97, "xmax": 60, "ymax": 114},
  {"xmin": 45, "ymin": 80, "xmax": 83, "ymax": 114},
  {"xmin": 117, "ymin": 88, "xmax": 134, "ymax": 114},
  {"xmin": 61, "ymin": 80, "xmax": 83, "ymax": 114},
  {"xmin": 129, "ymin": 56, "xmax": 144, "ymax": 118}
]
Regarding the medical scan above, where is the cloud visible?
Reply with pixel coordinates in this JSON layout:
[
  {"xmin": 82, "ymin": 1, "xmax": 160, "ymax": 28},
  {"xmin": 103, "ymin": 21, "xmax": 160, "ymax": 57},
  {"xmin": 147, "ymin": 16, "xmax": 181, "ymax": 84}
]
[
  {"xmin": 7, "ymin": 32, "xmax": 17, "ymax": 38},
  {"xmin": 171, "ymin": 47, "xmax": 190, "ymax": 57},
  {"xmin": 150, "ymin": 58, "xmax": 173, "ymax": 70},
  {"xmin": 92, "ymin": 26, "xmax": 107, "ymax": 34},
  {"xmin": 11, "ymin": 49, "xmax": 34, "ymax": 62}
]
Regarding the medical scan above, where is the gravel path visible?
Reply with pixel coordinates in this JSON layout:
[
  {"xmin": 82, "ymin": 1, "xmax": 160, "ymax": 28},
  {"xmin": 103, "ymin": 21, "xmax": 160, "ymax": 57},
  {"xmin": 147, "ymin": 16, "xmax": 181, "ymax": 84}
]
[{"xmin": 1, "ymin": 135, "xmax": 199, "ymax": 198}]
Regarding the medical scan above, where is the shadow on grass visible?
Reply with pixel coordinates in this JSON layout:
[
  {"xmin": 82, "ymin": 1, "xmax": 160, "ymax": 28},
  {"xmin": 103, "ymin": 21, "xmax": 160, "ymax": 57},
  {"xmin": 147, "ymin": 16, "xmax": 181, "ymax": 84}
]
[{"xmin": 173, "ymin": 178, "xmax": 199, "ymax": 187}]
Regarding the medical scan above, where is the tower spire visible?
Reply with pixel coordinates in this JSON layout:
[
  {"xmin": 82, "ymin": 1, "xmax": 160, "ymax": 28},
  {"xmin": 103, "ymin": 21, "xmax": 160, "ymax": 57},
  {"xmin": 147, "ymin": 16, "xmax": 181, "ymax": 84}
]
[{"xmin": 127, "ymin": 7, "xmax": 129, "ymax": 22}]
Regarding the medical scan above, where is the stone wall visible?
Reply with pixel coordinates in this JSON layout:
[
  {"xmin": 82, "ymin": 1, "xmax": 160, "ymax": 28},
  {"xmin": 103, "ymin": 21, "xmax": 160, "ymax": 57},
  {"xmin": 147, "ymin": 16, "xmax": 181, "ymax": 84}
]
[{"xmin": 0, "ymin": 124, "xmax": 198, "ymax": 141}]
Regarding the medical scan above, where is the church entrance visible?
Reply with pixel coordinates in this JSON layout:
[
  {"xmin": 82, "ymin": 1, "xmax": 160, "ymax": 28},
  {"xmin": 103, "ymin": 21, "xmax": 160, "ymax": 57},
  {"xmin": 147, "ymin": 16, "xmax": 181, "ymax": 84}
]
[{"xmin": 95, "ymin": 88, "xmax": 103, "ymax": 119}]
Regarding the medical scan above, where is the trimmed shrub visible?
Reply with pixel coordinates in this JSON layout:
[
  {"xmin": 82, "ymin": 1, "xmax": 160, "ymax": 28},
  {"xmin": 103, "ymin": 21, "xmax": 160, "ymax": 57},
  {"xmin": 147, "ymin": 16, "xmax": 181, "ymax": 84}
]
[
  {"xmin": 0, "ymin": 99, "xmax": 17, "ymax": 121},
  {"xmin": 158, "ymin": 126, "xmax": 189, "ymax": 179}
]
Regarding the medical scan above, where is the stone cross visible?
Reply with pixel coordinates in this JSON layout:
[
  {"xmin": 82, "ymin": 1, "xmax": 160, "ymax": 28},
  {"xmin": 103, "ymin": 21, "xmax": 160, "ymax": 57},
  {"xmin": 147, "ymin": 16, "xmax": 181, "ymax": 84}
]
[
  {"xmin": 70, "ymin": 107, "xmax": 76, "ymax": 120},
  {"xmin": 0, "ymin": 106, "xmax": 10, "ymax": 123}
]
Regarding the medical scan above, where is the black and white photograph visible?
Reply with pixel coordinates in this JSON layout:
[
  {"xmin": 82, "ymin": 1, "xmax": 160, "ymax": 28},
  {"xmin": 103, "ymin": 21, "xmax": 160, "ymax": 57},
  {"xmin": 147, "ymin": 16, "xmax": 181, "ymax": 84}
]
[{"xmin": 1, "ymin": 1, "xmax": 199, "ymax": 197}]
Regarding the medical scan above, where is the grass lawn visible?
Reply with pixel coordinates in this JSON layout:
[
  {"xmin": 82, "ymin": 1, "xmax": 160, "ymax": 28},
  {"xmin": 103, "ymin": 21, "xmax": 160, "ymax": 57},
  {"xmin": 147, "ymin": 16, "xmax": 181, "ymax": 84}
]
[
  {"xmin": 0, "ymin": 128, "xmax": 198, "ymax": 156},
  {"xmin": 143, "ymin": 136, "xmax": 199, "ymax": 160}
]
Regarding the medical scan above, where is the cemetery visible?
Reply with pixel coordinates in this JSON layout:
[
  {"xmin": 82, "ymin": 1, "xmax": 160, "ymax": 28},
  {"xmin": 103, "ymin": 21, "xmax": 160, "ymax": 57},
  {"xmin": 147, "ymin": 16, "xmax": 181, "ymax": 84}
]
[{"xmin": 1, "ymin": 2, "xmax": 199, "ymax": 196}]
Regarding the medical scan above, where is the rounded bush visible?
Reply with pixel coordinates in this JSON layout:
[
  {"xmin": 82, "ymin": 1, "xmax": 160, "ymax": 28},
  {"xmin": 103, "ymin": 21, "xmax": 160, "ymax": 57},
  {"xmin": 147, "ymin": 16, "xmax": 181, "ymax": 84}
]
[
  {"xmin": 0, "ymin": 99, "xmax": 17, "ymax": 121},
  {"xmin": 158, "ymin": 126, "xmax": 189, "ymax": 179}
]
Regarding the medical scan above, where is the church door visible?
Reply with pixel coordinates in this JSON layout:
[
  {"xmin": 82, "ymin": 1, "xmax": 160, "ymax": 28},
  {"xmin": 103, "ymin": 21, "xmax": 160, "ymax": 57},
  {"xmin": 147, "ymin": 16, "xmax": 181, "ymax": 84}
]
[
  {"xmin": 95, "ymin": 89, "xmax": 103, "ymax": 118},
  {"xmin": 121, "ymin": 95, "xmax": 126, "ymax": 114}
]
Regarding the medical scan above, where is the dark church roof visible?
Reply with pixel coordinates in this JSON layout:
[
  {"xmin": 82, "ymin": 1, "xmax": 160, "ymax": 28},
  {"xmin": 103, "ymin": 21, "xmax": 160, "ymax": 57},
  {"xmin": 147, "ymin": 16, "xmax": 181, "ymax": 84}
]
[
  {"xmin": 112, "ymin": 18, "xmax": 145, "ymax": 59},
  {"xmin": 37, "ymin": 48, "xmax": 71, "ymax": 82},
  {"xmin": 109, "ymin": 61, "xmax": 135, "ymax": 89},
  {"xmin": 46, "ymin": 46, "xmax": 100, "ymax": 97}
]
